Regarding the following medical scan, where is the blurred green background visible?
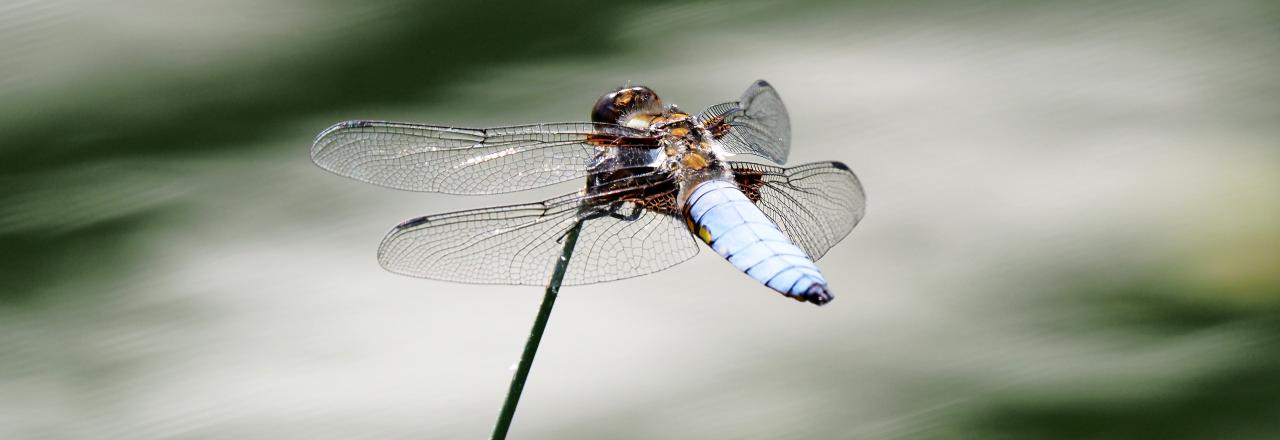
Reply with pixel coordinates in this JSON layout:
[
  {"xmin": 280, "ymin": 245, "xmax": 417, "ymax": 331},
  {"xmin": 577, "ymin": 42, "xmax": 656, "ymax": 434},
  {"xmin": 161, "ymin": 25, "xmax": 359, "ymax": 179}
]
[{"xmin": 2, "ymin": 0, "xmax": 1278, "ymax": 438}]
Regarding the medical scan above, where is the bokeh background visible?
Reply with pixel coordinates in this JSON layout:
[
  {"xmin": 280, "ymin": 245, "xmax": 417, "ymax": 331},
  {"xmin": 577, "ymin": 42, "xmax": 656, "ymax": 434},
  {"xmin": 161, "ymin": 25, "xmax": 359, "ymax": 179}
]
[{"xmin": 3, "ymin": 1, "xmax": 1278, "ymax": 438}]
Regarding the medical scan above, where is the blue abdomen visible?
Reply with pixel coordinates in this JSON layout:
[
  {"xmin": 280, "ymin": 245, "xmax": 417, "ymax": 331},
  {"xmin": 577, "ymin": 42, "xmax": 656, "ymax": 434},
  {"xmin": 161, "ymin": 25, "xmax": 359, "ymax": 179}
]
[{"xmin": 684, "ymin": 180, "xmax": 832, "ymax": 305}]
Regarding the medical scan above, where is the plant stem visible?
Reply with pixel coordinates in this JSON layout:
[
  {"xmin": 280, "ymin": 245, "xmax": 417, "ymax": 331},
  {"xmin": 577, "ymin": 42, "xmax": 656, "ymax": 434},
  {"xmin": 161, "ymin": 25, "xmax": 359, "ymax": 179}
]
[{"xmin": 490, "ymin": 220, "xmax": 584, "ymax": 440}]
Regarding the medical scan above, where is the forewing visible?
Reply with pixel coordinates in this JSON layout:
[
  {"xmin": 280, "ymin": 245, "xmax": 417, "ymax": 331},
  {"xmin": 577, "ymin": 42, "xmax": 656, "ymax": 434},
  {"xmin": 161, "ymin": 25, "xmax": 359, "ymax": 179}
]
[
  {"xmin": 696, "ymin": 80, "xmax": 791, "ymax": 164},
  {"xmin": 377, "ymin": 184, "xmax": 699, "ymax": 286},
  {"xmin": 731, "ymin": 161, "xmax": 865, "ymax": 260},
  {"xmin": 311, "ymin": 120, "xmax": 658, "ymax": 194}
]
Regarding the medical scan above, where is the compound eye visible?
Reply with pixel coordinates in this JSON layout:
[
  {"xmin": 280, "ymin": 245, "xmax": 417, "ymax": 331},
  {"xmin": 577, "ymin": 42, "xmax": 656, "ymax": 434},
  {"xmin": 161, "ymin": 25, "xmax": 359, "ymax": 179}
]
[
  {"xmin": 629, "ymin": 87, "xmax": 662, "ymax": 109},
  {"xmin": 614, "ymin": 91, "xmax": 634, "ymax": 107},
  {"xmin": 591, "ymin": 86, "xmax": 663, "ymax": 124},
  {"xmin": 591, "ymin": 89, "xmax": 627, "ymax": 123}
]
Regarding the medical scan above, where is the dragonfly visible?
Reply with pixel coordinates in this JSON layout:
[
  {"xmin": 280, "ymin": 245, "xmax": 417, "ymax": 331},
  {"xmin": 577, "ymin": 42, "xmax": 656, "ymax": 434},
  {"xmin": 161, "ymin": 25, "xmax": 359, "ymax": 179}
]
[{"xmin": 311, "ymin": 80, "xmax": 865, "ymax": 305}]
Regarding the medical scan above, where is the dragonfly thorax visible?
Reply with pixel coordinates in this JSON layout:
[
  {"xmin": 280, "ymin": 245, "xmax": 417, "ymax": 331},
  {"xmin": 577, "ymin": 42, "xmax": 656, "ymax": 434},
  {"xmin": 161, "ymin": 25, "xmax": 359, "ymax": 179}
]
[
  {"xmin": 654, "ymin": 115, "xmax": 724, "ymax": 175},
  {"xmin": 590, "ymin": 85, "xmax": 726, "ymax": 175}
]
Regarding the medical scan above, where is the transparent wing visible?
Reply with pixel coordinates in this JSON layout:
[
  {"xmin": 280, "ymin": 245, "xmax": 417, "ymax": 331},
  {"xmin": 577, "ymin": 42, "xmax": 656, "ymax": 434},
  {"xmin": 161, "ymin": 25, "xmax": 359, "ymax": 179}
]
[
  {"xmin": 696, "ymin": 80, "xmax": 791, "ymax": 164},
  {"xmin": 311, "ymin": 120, "xmax": 660, "ymax": 194},
  {"xmin": 731, "ymin": 161, "xmax": 865, "ymax": 260},
  {"xmin": 377, "ymin": 181, "xmax": 700, "ymax": 286}
]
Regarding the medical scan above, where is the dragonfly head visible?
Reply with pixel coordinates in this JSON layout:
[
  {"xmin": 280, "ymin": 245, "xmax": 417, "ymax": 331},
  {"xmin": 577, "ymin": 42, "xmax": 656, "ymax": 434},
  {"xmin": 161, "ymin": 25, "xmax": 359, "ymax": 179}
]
[{"xmin": 592, "ymin": 85, "xmax": 664, "ymax": 127}]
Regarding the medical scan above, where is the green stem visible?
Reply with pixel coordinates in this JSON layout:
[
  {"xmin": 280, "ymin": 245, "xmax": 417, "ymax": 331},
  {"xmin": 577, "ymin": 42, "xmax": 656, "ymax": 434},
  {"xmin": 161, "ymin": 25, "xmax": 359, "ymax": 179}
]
[{"xmin": 490, "ymin": 220, "xmax": 584, "ymax": 440}]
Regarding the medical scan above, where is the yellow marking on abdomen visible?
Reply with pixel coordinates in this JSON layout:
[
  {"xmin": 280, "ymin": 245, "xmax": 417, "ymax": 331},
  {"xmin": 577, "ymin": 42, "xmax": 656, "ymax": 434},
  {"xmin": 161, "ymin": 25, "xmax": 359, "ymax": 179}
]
[{"xmin": 682, "ymin": 209, "xmax": 714, "ymax": 244}]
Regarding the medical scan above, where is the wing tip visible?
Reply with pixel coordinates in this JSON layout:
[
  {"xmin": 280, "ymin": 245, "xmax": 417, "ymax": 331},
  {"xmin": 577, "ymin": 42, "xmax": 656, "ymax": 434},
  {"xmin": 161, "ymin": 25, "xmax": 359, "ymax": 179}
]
[
  {"xmin": 743, "ymin": 79, "xmax": 781, "ymax": 103},
  {"xmin": 311, "ymin": 120, "xmax": 376, "ymax": 159},
  {"xmin": 375, "ymin": 220, "xmax": 418, "ymax": 275},
  {"xmin": 314, "ymin": 120, "xmax": 370, "ymax": 141}
]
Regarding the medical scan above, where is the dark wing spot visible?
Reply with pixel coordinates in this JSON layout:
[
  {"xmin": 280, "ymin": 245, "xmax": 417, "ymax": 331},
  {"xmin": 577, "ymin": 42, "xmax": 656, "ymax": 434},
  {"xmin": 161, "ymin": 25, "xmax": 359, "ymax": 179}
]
[
  {"xmin": 339, "ymin": 120, "xmax": 375, "ymax": 129},
  {"xmin": 397, "ymin": 216, "xmax": 431, "ymax": 228}
]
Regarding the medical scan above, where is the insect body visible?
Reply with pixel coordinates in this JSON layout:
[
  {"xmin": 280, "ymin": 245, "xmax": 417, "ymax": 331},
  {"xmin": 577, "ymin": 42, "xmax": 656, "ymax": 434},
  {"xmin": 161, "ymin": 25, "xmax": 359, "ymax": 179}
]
[{"xmin": 312, "ymin": 80, "xmax": 865, "ymax": 305}]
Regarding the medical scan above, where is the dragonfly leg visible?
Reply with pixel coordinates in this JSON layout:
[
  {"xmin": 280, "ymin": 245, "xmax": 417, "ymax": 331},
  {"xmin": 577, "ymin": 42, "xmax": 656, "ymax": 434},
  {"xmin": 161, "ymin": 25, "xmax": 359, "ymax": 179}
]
[
  {"xmin": 555, "ymin": 208, "xmax": 606, "ymax": 244},
  {"xmin": 554, "ymin": 218, "xmax": 584, "ymax": 244},
  {"xmin": 576, "ymin": 201, "xmax": 642, "ymax": 223},
  {"xmin": 555, "ymin": 202, "xmax": 644, "ymax": 244},
  {"xmin": 607, "ymin": 202, "xmax": 645, "ymax": 222}
]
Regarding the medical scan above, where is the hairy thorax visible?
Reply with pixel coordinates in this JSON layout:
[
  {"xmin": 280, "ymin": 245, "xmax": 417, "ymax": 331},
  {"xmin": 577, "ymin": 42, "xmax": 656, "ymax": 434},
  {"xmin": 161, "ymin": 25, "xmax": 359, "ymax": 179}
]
[{"xmin": 588, "ymin": 85, "xmax": 732, "ymax": 209}]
